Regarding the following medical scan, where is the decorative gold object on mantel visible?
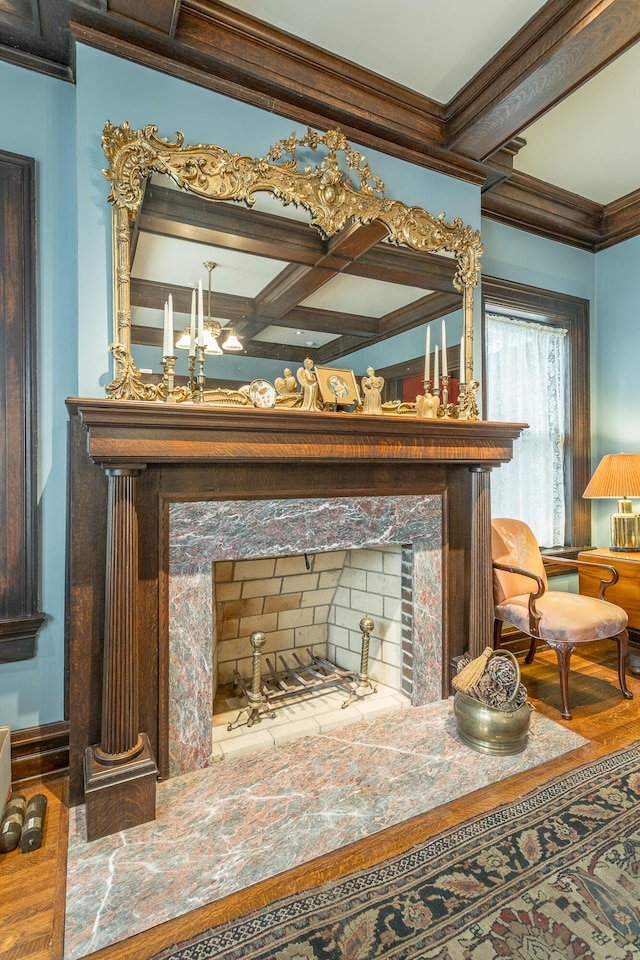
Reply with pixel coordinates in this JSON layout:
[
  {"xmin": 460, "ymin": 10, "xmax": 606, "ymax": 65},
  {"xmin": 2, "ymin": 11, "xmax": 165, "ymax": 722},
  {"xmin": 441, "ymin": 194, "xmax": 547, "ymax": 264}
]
[{"xmin": 101, "ymin": 122, "xmax": 482, "ymax": 418}]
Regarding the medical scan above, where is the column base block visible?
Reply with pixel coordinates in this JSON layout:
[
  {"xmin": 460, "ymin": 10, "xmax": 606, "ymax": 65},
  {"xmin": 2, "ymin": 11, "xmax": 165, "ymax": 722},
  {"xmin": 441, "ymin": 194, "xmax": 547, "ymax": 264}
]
[{"xmin": 84, "ymin": 732, "xmax": 158, "ymax": 841}]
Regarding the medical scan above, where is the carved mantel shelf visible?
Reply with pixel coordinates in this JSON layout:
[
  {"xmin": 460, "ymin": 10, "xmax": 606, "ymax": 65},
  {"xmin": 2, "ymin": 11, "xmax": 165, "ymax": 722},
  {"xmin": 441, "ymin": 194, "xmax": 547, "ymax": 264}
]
[
  {"xmin": 65, "ymin": 397, "xmax": 525, "ymax": 839},
  {"xmin": 66, "ymin": 398, "xmax": 525, "ymax": 467}
]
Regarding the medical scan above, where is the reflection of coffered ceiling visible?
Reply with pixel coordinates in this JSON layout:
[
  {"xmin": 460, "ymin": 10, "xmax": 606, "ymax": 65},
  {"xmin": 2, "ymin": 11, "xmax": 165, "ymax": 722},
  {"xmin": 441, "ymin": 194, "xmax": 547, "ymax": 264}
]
[{"xmin": 129, "ymin": 182, "xmax": 460, "ymax": 366}]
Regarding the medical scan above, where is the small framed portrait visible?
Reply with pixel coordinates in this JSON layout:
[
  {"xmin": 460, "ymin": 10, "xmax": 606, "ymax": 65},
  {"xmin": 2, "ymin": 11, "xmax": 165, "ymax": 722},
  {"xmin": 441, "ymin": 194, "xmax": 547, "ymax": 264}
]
[{"xmin": 315, "ymin": 366, "xmax": 360, "ymax": 407}]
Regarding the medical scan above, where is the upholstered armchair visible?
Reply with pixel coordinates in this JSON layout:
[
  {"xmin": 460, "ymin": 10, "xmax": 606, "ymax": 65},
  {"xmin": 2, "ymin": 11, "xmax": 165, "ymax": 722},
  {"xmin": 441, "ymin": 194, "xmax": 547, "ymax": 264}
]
[{"xmin": 491, "ymin": 517, "xmax": 633, "ymax": 720}]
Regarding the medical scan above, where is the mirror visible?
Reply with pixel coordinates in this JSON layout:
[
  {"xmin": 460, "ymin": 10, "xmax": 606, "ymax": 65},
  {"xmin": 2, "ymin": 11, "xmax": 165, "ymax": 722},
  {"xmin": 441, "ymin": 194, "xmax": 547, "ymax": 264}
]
[{"xmin": 102, "ymin": 123, "xmax": 482, "ymax": 414}]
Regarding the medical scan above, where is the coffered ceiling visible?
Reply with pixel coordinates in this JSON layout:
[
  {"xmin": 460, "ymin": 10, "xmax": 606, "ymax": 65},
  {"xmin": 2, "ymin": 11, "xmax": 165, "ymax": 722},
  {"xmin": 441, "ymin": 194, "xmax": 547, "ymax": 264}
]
[
  {"xmin": 3, "ymin": 0, "xmax": 639, "ymax": 376},
  {"xmin": 2, "ymin": 0, "xmax": 639, "ymax": 251}
]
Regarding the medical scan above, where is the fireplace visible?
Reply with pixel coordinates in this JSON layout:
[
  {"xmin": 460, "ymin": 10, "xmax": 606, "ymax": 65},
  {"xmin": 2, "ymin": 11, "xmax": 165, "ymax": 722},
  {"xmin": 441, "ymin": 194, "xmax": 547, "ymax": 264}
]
[
  {"xmin": 66, "ymin": 398, "xmax": 523, "ymax": 836},
  {"xmin": 168, "ymin": 494, "xmax": 441, "ymax": 775}
]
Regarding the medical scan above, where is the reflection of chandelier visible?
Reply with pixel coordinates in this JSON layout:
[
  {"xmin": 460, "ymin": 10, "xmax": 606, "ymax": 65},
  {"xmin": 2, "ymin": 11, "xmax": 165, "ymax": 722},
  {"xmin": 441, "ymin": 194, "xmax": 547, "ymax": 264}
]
[{"xmin": 203, "ymin": 261, "xmax": 242, "ymax": 353}]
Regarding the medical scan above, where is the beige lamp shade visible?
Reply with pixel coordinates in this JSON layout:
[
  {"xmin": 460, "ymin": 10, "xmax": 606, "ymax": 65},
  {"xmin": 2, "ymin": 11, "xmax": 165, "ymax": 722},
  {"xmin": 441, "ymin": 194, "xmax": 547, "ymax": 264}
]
[
  {"xmin": 583, "ymin": 453, "xmax": 640, "ymax": 551},
  {"xmin": 583, "ymin": 453, "xmax": 640, "ymax": 499}
]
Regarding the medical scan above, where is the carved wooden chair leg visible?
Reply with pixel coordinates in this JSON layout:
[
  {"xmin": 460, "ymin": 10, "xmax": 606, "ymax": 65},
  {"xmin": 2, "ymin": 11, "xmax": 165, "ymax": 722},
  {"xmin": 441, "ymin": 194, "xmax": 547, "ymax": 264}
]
[
  {"xmin": 493, "ymin": 619, "xmax": 503, "ymax": 648},
  {"xmin": 524, "ymin": 635, "xmax": 538, "ymax": 664},
  {"xmin": 549, "ymin": 642, "xmax": 575, "ymax": 720},
  {"xmin": 615, "ymin": 629, "xmax": 633, "ymax": 700}
]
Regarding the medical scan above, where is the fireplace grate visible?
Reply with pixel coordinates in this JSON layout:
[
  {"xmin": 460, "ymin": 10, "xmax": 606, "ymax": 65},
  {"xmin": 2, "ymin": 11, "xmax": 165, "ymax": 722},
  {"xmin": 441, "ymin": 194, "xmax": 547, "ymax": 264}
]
[{"xmin": 228, "ymin": 619, "xmax": 378, "ymax": 730}]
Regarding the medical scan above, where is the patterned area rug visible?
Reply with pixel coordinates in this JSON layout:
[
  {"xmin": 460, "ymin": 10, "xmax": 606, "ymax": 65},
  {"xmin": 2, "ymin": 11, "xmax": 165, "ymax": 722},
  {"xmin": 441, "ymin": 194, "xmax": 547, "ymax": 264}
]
[{"xmin": 151, "ymin": 742, "xmax": 640, "ymax": 960}]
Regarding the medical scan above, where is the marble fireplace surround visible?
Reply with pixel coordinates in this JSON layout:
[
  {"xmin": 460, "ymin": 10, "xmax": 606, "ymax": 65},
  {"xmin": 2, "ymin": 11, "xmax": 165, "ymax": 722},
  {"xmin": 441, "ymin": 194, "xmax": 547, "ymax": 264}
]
[
  {"xmin": 168, "ymin": 494, "xmax": 441, "ymax": 775},
  {"xmin": 66, "ymin": 399, "xmax": 524, "ymax": 829}
]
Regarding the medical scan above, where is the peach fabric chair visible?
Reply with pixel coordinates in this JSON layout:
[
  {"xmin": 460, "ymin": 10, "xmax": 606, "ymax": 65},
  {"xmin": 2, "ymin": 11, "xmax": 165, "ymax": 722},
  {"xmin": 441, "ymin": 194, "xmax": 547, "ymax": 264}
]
[{"xmin": 491, "ymin": 517, "xmax": 633, "ymax": 720}]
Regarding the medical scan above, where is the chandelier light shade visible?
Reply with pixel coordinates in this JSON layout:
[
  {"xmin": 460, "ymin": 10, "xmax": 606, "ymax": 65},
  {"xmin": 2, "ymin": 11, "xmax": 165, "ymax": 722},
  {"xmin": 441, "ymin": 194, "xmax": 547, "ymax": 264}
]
[
  {"xmin": 583, "ymin": 453, "xmax": 640, "ymax": 551},
  {"xmin": 175, "ymin": 327, "xmax": 191, "ymax": 350},
  {"xmin": 221, "ymin": 327, "xmax": 243, "ymax": 351}
]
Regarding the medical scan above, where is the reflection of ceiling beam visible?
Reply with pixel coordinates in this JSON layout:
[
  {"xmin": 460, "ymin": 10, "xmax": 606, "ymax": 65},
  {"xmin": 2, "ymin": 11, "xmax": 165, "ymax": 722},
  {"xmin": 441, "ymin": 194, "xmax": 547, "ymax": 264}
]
[
  {"xmin": 137, "ymin": 184, "xmax": 326, "ymax": 264},
  {"xmin": 379, "ymin": 292, "xmax": 461, "ymax": 340},
  {"xmin": 235, "ymin": 220, "xmax": 390, "ymax": 340},
  {"xmin": 273, "ymin": 306, "xmax": 379, "ymax": 338}
]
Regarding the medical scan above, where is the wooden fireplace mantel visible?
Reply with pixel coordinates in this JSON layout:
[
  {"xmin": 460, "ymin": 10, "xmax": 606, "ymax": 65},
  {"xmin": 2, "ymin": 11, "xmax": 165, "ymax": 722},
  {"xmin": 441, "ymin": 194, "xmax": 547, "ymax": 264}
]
[
  {"xmin": 66, "ymin": 398, "xmax": 525, "ymax": 467},
  {"xmin": 65, "ymin": 398, "xmax": 525, "ymax": 837}
]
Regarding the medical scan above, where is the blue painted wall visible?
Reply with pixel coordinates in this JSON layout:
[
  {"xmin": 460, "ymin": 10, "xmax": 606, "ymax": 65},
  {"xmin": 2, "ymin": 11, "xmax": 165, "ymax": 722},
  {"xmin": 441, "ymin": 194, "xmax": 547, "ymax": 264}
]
[
  {"xmin": 0, "ymin": 62, "xmax": 76, "ymax": 727},
  {"xmin": 0, "ymin": 45, "xmax": 634, "ymax": 731}
]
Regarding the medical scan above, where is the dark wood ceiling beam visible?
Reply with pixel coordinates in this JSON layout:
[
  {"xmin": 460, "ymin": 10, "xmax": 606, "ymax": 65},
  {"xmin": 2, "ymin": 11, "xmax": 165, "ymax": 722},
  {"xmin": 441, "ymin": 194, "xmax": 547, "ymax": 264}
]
[
  {"xmin": 599, "ymin": 188, "xmax": 640, "ymax": 250},
  {"xmin": 448, "ymin": 0, "xmax": 640, "ymax": 160},
  {"xmin": 68, "ymin": 13, "xmax": 487, "ymax": 185},
  {"xmin": 481, "ymin": 170, "xmax": 603, "ymax": 251},
  {"xmin": 107, "ymin": 0, "xmax": 180, "ymax": 36}
]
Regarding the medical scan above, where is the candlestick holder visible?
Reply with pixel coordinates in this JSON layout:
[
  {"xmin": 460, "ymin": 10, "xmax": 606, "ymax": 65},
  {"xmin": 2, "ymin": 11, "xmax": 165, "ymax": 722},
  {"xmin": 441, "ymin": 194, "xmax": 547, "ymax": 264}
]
[
  {"xmin": 195, "ymin": 344, "xmax": 207, "ymax": 403},
  {"xmin": 457, "ymin": 381, "xmax": 468, "ymax": 419},
  {"xmin": 187, "ymin": 354, "xmax": 197, "ymax": 396},
  {"xmin": 162, "ymin": 355, "xmax": 177, "ymax": 403},
  {"xmin": 440, "ymin": 374, "xmax": 449, "ymax": 414}
]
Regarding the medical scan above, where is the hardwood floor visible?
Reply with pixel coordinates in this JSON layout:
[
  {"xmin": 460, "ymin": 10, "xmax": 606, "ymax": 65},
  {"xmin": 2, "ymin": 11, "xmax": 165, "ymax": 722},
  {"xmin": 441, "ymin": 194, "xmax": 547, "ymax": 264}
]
[{"xmin": 3, "ymin": 641, "xmax": 640, "ymax": 960}]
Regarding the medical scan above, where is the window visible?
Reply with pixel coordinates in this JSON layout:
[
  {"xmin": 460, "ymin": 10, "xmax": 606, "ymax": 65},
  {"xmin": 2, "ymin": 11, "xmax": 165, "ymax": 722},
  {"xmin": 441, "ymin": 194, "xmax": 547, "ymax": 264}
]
[
  {"xmin": 482, "ymin": 277, "xmax": 591, "ymax": 550},
  {"xmin": 486, "ymin": 314, "xmax": 567, "ymax": 545}
]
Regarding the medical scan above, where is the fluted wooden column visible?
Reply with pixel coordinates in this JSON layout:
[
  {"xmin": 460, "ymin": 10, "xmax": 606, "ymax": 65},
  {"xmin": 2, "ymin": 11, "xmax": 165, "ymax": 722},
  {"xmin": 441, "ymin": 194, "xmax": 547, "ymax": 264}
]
[
  {"xmin": 468, "ymin": 466, "xmax": 493, "ymax": 659},
  {"xmin": 84, "ymin": 466, "xmax": 158, "ymax": 840},
  {"xmin": 96, "ymin": 469, "xmax": 143, "ymax": 761}
]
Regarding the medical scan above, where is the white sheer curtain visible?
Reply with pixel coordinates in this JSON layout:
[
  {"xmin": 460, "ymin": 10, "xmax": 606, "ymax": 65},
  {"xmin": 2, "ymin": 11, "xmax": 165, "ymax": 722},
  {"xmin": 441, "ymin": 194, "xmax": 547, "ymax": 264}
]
[{"xmin": 485, "ymin": 312, "xmax": 567, "ymax": 547}]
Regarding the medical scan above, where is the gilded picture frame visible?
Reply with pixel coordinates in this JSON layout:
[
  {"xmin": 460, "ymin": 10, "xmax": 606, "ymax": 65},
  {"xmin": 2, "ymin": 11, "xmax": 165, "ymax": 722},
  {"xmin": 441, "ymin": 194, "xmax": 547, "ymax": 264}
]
[{"xmin": 315, "ymin": 366, "xmax": 360, "ymax": 407}]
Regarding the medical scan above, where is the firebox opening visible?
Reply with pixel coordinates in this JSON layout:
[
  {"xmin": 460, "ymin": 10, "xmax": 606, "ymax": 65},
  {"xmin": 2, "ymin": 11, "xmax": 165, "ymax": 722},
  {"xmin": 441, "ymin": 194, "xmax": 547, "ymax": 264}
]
[
  {"xmin": 168, "ymin": 492, "xmax": 443, "ymax": 777},
  {"xmin": 212, "ymin": 545, "xmax": 411, "ymax": 710}
]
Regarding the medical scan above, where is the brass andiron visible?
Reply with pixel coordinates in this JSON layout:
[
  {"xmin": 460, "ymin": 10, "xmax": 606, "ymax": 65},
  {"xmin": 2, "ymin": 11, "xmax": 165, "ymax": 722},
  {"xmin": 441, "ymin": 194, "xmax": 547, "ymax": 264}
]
[
  {"xmin": 342, "ymin": 615, "xmax": 378, "ymax": 708},
  {"xmin": 227, "ymin": 631, "xmax": 276, "ymax": 730}
]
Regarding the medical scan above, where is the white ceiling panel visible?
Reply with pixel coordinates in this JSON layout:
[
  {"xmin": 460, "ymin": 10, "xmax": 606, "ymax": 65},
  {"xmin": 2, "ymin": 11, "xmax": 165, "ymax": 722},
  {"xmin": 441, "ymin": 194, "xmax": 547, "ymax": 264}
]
[
  {"xmin": 221, "ymin": 0, "xmax": 547, "ymax": 103},
  {"xmin": 301, "ymin": 274, "xmax": 431, "ymax": 317}
]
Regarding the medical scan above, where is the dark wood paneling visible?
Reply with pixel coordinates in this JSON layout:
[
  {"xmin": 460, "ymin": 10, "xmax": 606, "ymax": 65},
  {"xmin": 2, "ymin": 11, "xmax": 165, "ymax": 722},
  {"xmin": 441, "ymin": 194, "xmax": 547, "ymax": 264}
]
[
  {"xmin": 0, "ymin": 150, "xmax": 45, "ymax": 662},
  {"xmin": 10, "ymin": 720, "xmax": 69, "ymax": 787}
]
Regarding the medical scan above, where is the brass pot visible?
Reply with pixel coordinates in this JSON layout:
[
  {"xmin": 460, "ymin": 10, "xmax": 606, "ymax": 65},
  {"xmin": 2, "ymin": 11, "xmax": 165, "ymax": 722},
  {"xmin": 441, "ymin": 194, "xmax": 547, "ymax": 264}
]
[{"xmin": 453, "ymin": 650, "xmax": 532, "ymax": 756}]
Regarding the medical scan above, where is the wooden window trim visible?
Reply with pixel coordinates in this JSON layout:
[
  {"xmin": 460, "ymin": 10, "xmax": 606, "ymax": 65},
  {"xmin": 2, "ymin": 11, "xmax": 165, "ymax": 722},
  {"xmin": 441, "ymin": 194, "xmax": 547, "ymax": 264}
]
[
  {"xmin": 0, "ymin": 150, "xmax": 45, "ymax": 662},
  {"xmin": 481, "ymin": 275, "xmax": 591, "ymax": 550}
]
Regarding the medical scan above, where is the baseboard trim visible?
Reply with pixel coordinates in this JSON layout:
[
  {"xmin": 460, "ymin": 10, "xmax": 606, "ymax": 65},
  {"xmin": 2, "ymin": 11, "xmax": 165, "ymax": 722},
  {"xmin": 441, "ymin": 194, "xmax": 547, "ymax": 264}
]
[{"xmin": 11, "ymin": 720, "xmax": 69, "ymax": 788}]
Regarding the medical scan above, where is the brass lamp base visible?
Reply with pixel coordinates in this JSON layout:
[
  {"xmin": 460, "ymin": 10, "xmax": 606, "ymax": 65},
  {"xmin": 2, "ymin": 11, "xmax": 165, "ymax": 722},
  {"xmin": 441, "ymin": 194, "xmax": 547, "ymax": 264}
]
[{"xmin": 611, "ymin": 499, "xmax": 640, "ymax": 551}]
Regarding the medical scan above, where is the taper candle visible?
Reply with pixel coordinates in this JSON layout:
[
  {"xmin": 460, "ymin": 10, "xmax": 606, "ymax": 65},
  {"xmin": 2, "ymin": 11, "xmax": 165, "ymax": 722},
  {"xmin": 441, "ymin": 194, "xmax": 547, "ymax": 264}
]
[
  {"xmin": 459, "ymin": 333, "xmax": 465, "ymax": 383},
  {"xmin": 441, "ymin": 319, "xmax": 447, "ymax": 376},
  {"xmin": 163, "ymin": 301, "xmax": 170, "ymax": 357},
  {"xmin": 189, "ymin": 288, "xmax": 196, "ymax": 356},
  {"xmin": 197, "ymin": 279, "xmax": 204, "ymax": 346},
  {"xmin": 434, "ymin": 344, "xmax": 439, "ymax": 387},
  {"xmin": 424, "ymin": 324, "xmax": 430, "ymax": 384}
]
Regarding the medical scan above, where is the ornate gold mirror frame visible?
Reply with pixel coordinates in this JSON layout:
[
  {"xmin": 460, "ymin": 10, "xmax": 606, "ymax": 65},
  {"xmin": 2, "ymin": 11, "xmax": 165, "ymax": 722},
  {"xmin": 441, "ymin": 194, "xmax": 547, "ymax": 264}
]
[{"xmin": 102, "ymin": 122, "xmax": 482, "ymax": 418}]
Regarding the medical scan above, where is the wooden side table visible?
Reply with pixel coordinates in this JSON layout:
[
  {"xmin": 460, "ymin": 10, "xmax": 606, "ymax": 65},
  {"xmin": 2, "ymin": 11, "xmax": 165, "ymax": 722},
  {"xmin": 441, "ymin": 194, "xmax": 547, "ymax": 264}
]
[{"xmin": 578, "ymin": 547, "xmax": 640, "ymax": 675}]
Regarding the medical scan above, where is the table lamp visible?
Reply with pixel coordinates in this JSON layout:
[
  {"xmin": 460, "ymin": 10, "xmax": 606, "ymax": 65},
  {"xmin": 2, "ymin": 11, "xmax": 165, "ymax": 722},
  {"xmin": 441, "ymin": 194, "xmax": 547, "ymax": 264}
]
[{"xmin": 583, "ymin": 453, "xmax": 640, "ymax": 551}]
